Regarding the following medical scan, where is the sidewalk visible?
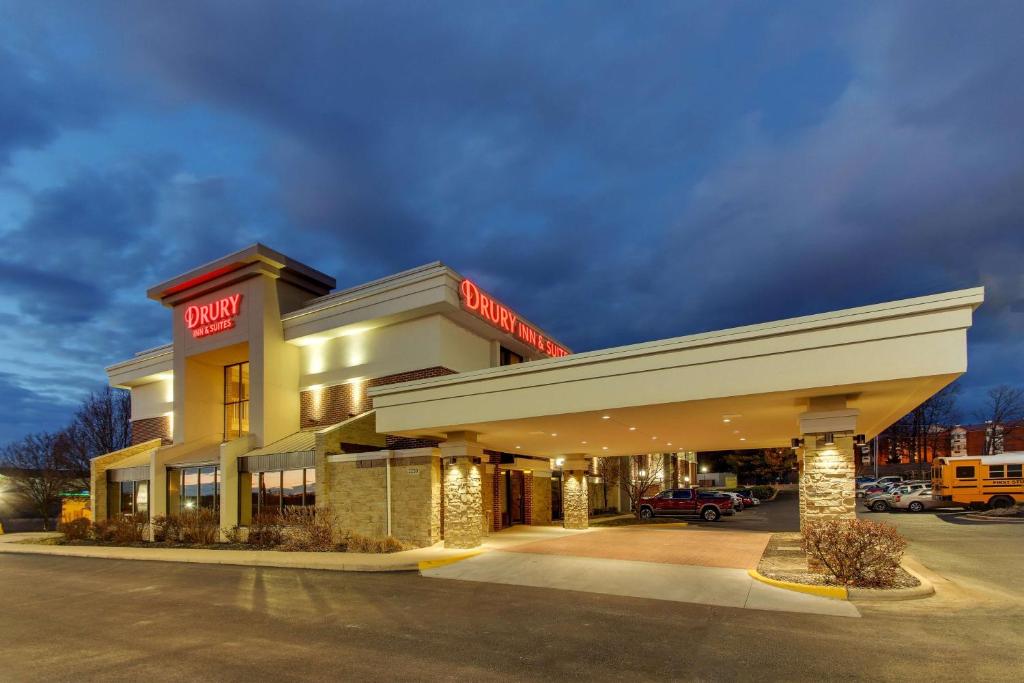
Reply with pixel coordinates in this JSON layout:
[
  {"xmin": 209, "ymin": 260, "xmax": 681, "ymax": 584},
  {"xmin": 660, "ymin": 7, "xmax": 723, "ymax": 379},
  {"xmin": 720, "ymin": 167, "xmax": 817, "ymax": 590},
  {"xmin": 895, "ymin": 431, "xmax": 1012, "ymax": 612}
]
[{"xmin": 0, "ymin": 525, "xmax": 582, "ymax": 572}]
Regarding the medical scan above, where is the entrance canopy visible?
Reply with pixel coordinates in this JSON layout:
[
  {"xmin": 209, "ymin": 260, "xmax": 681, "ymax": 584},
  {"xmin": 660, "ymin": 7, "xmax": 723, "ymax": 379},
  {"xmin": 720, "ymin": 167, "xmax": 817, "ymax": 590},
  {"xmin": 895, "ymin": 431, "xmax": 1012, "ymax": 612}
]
[{"xmin": 369, "ymin": 288, "xmax": 983, "ymax": 456}]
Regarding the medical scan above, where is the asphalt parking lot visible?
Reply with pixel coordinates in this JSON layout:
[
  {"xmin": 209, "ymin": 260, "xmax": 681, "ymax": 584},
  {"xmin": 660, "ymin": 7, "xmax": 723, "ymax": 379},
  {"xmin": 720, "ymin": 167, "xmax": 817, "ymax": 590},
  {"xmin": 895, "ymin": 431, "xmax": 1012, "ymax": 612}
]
[{"xmin": 1, "ymin": 496, "xmax": 1021, "ymax": 681}]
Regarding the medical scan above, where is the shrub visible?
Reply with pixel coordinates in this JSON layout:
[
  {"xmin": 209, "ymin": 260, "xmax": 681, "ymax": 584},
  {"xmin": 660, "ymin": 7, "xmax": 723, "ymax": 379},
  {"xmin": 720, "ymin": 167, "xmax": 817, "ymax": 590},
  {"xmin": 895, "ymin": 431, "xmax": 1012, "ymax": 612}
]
[
  {"xmin": 90, "ymin": 518, "xmax": 116, "ymax": 543},
  {"xmin": 153, "ymin": 511, "xmax": 218, "ymax": 545},
  {"xmin": 802, "ymin": 519, "xmax": 907, "ymax": 587},
  {"xmin": 223, "ymin": 525, "xmax": 244, "ymax": 544},
  {"xmin": 280, "ymin": 507, "xmax": 336, "ymax": 552},
  {"xmin": 59, "ymin": 518, "xmax": 91, "ymax": 541},
  {"xmin": 342, "ymin": 531, "xmax": 407, "ymax": 554},
  {"xmin": 179, "ymin": 509, "xmax": 219, "ymax": 545},
  {"xmin": 248, "ymin": 513, "xmax": 284, "ymax": 549},
  {"xmin": 113, "ymin": 513, "xmax": 149, "ymax": 544},
  {"xmin": 750, "ymin": 486, "xmax": 775, "ymax": 501}
]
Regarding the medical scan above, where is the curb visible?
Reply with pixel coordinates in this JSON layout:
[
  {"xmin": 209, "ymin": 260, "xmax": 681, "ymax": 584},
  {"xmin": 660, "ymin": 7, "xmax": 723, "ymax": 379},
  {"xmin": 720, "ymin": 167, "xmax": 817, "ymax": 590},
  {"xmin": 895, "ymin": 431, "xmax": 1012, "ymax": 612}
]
[
  {"xmin": 417, "ymin": 550, "xmax": 483, "ymax": 571},
  {"xmin": 962, "ymin": 513, "xmax": 1024, "ymax": 523},
  {"xmin": 747, "ymin": 569, "xmax": 849, "ymax": 600},
  {"xmin": 0, "ymin": 536, "xmax": 433, "ymax": 573}
]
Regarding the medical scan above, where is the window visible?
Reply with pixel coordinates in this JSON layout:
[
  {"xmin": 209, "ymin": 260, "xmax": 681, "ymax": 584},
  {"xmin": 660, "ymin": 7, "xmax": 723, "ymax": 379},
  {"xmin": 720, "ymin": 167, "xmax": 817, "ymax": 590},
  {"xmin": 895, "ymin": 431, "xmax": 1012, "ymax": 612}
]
[
  {"xmin": 672, "ymin": 490, "xmax": 693, "ymax": 500},
  {"xmin": 251, "ymin": 468, "xmax": 316, "ymax": 517},
  {"xmin": 176, "ymin": 466, "xmax": 220, "ymax": 513},
  {"xmin": 224, "ymin": 361, "xmax": 250, "ymax": 440},
  {"xmin": 655, "ymin": 491, "xmax": 671, "ymax": 499},
  {"xmin": 1008, "ymin": 464, "xmax": 1023, "ymax": 478},
  {"xmin": 113, "ymin": 480, "xmax": 149, "ymax": 517},
  {"xmin": 499, "ymin": 347, "xmax": 523, "ymax": 366},
  {"xmin": 955, "ymin": 466, "xmax": 975, "ymax": 479},
  {"xmin": 989, "ymin": 465, "xmax": 1005, "ymax": 478}
]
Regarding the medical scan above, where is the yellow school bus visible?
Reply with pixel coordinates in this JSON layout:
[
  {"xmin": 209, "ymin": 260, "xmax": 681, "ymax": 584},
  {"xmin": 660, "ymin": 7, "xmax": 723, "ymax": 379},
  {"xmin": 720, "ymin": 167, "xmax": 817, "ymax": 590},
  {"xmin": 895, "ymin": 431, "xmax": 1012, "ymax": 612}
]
[{"xmin": 932, "ymin": 453, "xmax": 1024, "ymax": 509}]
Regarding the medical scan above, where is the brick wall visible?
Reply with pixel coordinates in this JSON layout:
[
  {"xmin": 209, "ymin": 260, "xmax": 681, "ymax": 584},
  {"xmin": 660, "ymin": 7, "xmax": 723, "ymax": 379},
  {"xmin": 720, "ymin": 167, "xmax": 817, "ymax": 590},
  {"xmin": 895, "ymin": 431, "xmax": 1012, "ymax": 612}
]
[
  {"xmin": 131, "ymin": 416, "xmax": 171, "ymax": 446},
  {"xmin": 300, "ymin": 366, "xmax": 457, "ymax": 429}
]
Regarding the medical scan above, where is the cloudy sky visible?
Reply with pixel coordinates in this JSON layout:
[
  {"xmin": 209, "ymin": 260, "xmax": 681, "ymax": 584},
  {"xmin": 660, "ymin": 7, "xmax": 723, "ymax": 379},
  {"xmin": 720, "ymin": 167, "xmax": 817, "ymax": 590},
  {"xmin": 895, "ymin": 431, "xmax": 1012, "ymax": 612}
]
[{"xmin": 1, "ymin": 1, "xmax": 1021, "ymax": 444}]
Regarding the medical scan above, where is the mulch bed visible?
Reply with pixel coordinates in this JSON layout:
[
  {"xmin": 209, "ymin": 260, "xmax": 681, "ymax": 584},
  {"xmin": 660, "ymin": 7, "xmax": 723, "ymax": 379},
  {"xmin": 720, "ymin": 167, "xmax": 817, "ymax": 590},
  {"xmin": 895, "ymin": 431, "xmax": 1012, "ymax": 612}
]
[{"xmin": 757, "ymin": 532, "xmax": 920, "ymax": 589}]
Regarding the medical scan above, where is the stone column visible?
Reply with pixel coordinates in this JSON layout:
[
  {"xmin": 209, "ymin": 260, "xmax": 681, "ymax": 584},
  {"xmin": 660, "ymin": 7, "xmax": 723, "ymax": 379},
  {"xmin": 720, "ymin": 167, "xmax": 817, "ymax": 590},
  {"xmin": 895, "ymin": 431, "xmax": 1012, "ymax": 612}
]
[
  {"xmin": 798, "ymin": 401, "xmax": 859, "ymax": 532},
  {"xmin": 440, "ymin": 434, "xmax": 484, "ymax": 549},
  {"xmin": 561, "ymin": 456, "xmax": 589, "ymax": 530},
  {"xmin": 661, "ymin": 453, "xmax": 672, "ymax": 489}
]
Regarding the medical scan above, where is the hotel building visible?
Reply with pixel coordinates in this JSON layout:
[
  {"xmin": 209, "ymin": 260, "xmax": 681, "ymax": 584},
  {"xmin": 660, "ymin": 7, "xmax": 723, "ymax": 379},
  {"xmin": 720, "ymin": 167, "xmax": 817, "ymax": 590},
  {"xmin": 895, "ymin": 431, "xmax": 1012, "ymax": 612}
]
[{"xmin": 92, "ymin": 244, "xmax": 983, "ymax": 547}]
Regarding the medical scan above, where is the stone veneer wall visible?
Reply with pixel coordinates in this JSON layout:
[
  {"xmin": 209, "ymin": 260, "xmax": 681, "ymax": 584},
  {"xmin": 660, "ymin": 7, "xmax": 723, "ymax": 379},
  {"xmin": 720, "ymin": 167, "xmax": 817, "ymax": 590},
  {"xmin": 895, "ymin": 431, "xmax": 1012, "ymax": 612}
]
[
  {"xmin": 300, "ymin": 367, "xmax": 457, "ymax": 429},
  {"xmin": 324, "ymin": 454, "xmax": 440, "ymax": 547},
  {"xmin": 799, "ymin": 433, "xmax": 856, "ymax": 531},
  {"xmin": 443, "ymin": 458, "xmax": 483, "ymax": 548},
  {"xmin": 131, "ymin": 416, "xmax": 171, "ymax": 446},
  {"xmin": 562, "ymin": 470, "xmax": 589, "ymax": 529},
  {"xmin": 531, "ymin": 474, "xmax": 552, "ymax": 525}
]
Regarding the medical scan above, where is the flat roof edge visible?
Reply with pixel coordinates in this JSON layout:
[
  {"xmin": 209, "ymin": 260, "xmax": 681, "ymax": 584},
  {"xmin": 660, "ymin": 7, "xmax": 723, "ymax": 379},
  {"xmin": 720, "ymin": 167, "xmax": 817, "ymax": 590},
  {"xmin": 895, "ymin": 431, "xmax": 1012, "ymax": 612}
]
[{"xmin": 368, "ymin": 286, "xmax": 984, "ymax": 398}]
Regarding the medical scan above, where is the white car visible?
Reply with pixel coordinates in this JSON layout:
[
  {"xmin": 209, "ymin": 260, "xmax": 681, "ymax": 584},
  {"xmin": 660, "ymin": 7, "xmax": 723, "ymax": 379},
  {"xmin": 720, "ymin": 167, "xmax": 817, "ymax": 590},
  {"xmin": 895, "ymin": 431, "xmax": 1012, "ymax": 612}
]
[
  {"xmin": 889, "ymin": 488, "xmax": 943, "ymax": 513},
  {"xmin": 863, "ymin": 482, "xmax": 931, "ymax": 512}
]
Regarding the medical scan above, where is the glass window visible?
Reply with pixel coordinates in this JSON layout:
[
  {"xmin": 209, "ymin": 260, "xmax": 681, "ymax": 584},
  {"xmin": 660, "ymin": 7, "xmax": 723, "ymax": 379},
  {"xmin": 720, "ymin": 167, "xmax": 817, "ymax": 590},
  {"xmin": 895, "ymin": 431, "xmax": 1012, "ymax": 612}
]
[
  {"xmin": 199, "ymin": 466, "xmax": 218, "ymax": 510},
  {"xmin": 282, "ymin": 469, "xmax": 304, "ymax": 508},
  {"xmin": 1008, "ymin": 464, "xmax": 1023, "ymax": 478},
  {"xmin": 136, "ymin": 481, "xmax": 149, "ymax": 517},
  {"xmin": 672, "ymin": 490, "xmax": 693, "ymax": 499},
  {"xmin": 181, "ymin": 468, "xmax": 200, "ymax": 511},
  {"xmin": 120, "ymin": 481, "xmax": 135, "ymax": 515},
  {"xmin": 224, "ymin": 361, "xmax": 250, "ymax": 440},
  {"xmin": 304, "ymin": 468, "xmax": 316, "ymax": 507},
  {"xmin": 656, "ymin": 491, "xmax": 671, "ymax": 499},
  {"xmin": 249, "ymin": 468, "xmax": 317, "ymax": 518},
  {"xmin": 500, "ymin": 347, "xmax": 523, "ymax": 366},
  {"xmin": 989, "ymin": 465, "xmax": 1005, "ymax": 478},
  {"xmin": 955, "ymin": 466, "xmax": 975, "ymax": 479}
]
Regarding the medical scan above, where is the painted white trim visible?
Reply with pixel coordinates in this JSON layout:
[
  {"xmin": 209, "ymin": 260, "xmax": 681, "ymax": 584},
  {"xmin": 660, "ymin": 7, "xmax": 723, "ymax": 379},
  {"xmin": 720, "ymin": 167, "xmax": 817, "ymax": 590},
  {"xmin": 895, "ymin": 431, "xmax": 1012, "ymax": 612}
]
[{"xmin": 326, "ymin": 447, "xmax": 438, "ymax": 464}]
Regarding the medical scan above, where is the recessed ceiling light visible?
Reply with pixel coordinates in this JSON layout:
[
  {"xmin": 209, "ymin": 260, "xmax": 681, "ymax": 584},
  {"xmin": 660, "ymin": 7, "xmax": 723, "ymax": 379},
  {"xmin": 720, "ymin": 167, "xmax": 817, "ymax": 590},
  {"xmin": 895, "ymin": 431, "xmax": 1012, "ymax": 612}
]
[
  {"xmin": 722, "ymin": 418, "xmax": 731, "ymax": 423},
  {"xmin": 739, "ymin": 437, "xmax": 746, "ymax": 442},
  {"xmin": 550, "ymin": 433, "xmax": 558, "ymax": 437},
  {"xmin": 667, "ymin": 442, "xmax": 673, "ymax": 446},
  {"xmin": 628, "ymin": 426, "xmax": 637, "ymax": 431},
  {"xmin": 515, "ymin": 445, "xmax": 521, "ymax": 449},
  {"xmin": 602, "ymin": 446, "xmax": 609, "ymax": 450},
  {"xmin": 601, "ymin": 415, "xmax": 611, "ymax": 420},
  {"xmin": 581, "ymin": 441, "xmax": 588, "ymax": 445},
  {"xmin": 651, "ymin": 436, "xmax": 658, "ymax": 440}
]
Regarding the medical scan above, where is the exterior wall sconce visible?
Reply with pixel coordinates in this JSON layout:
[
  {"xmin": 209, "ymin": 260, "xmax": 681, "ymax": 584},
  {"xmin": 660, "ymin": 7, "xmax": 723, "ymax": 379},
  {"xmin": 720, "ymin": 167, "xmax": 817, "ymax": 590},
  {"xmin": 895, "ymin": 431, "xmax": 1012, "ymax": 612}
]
[
  {"xmin": 854, "ymin": 434, "xmax": 866, "ymax": 445},
  {"xmin": 790, "ymin": 438, "xmax": 805, "ymax": 449},
  {"xmin": 822, "ymin": 433, "xmax": 835, "ymax": 446}
]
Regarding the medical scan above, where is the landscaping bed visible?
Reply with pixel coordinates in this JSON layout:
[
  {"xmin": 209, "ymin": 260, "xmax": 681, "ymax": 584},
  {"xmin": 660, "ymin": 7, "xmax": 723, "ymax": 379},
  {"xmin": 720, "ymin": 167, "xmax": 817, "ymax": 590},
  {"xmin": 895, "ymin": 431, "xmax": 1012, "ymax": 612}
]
[{"xmin": 758, "ymin": 531, "xmax": 920, "ymax": 589}]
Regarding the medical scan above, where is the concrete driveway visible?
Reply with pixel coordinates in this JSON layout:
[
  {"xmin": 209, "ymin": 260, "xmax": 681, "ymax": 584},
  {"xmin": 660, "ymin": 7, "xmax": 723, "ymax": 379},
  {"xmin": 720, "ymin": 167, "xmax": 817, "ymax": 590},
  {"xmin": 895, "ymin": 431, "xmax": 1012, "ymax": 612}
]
[{"xmin": 424, "ymin": 497, "xmax": 859, "ymax": 618}]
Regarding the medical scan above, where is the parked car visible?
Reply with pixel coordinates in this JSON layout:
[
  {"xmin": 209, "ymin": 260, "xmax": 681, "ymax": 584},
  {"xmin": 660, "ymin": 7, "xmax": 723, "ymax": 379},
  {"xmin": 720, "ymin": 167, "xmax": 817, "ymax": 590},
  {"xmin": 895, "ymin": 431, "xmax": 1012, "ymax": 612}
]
[
  {"xmin": 733, "ymin": 489, "xmax": 760, "ymax": 506},
  {"xmin": 716, "ymin": 491, "xmax": 744, "ymax": 512},
  {"xmin": 638, "ymin": 487, "xmax": 734, "ymax": 522},
  {"xmin": 890, "ymin": 488, "xmax": 943, "ymax": 513},
  {"xmin": 863, "ymin": 482, "xmax": 931, "ymax": 512},
  {"xmin": 857, "ymin": 476, "xmax": 903, "ymax": 497}
]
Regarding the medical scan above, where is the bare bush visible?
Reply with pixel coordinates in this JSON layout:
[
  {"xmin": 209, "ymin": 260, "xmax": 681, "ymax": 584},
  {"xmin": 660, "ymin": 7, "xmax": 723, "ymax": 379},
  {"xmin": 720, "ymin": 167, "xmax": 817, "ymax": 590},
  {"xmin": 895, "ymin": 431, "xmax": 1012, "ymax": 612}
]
[
  {"xmin": 58, "ymin": 517, "xmax": 91, "ymax": 541},
  {"xmin": 802, "ymin": 519, "xmax": 907, "ymax": 587},
  {"xmin": 151, "ymin": 511, "xmax": 218, "ymax": 544},
  {"xmin": 341, "ymin": 531, "xmax": 407, "ymax": 553},
  {"xmin": 248, "ymin": 513, "xmax": 284, "ymax": 549},
  {"xmin": 281, "ymin": 507, "xmax": 335, "ymax": 552}
]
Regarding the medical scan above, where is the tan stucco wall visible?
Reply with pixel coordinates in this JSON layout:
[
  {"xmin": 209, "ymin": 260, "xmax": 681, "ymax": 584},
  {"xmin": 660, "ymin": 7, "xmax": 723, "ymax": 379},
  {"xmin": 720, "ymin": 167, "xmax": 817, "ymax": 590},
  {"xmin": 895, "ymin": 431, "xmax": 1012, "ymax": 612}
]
[
  {"xmin": 299, "ymin": 314, "xmax": 492, "ymax": 390},
  {"xmin": 89, "ymin": 439, "xmax": 162, "ymax": 523},
  {"xmin": 130, "ymin": 379, "xmax": 173, "ymax": 421}
]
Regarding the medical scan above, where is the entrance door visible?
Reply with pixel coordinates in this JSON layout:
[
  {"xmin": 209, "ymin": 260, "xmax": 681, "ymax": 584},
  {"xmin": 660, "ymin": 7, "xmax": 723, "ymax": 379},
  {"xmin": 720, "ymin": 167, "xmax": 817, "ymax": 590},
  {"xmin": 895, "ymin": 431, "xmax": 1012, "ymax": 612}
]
[
  {"xmin": 509, "ymin": 470, "xmax": 525, "ymax": 525},
  {"xmin": 551, "ymin": 471, "xmax": 563, "ymax": 520}
]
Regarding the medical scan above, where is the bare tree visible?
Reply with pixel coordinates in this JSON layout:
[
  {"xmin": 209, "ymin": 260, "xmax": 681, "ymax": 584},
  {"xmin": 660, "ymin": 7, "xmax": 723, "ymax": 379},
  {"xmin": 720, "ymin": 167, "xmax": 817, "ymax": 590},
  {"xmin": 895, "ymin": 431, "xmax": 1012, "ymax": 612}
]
[
  {"xmin": 975, "ymin": 385, "xmax": 1024, "ymax": 455},
  {"xmin": 598, "ymin": 454, "xmax": 663, "ymax": 519},
  {"xmin": 61, "ymin": 387, "xmax": 132, "ymax": 474},
  {"xmin": 888, "ymin": 384, "xmax": 960, "ymax": 463},
  {"xmin": 1, "ymin": 433, "xmax": 76, "ymax": 530}
]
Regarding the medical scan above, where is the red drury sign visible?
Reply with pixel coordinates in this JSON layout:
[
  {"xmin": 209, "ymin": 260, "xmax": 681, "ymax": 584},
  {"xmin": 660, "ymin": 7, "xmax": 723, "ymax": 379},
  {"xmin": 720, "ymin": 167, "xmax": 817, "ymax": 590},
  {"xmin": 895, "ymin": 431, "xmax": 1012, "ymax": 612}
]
[
  {"xmin": 184, "ymin": 293, "xmax": 242, "ymax": 338},
  {"xmin": 459, "ymin": 279, "xmax": 569, "ymax": 357}
]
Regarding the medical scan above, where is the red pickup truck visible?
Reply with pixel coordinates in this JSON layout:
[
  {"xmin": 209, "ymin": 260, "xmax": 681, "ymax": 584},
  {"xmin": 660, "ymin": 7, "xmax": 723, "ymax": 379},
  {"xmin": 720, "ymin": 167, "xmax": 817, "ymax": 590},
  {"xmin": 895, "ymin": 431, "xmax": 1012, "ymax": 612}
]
[{"xmin": 638, "ymin": 487, "xmax": 734, "ymax": 522}]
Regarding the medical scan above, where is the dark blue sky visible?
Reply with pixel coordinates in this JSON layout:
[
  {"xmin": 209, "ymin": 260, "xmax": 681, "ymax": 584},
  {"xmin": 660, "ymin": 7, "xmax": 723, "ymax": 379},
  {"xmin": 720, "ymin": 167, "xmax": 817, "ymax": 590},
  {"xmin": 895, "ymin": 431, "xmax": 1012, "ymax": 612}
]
[{"xmin": 1, "ymin": 1, "xmax": 1021, "ymax": 443}]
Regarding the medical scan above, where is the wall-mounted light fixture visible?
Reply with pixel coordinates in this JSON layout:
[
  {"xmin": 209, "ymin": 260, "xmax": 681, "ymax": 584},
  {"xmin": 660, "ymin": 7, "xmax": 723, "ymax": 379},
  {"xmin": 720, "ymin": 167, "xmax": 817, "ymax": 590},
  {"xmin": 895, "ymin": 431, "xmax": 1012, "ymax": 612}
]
[
  {"xmin": 823, "ymin": 433, "xmax": 835, "ymax": 446},
  {"xmin": 791, "ymin": 437, "xmax": 805, "ymax": 449},
  {"xmin": 854, "ymin": 434, "xmax": 866, "ymax": 445}
]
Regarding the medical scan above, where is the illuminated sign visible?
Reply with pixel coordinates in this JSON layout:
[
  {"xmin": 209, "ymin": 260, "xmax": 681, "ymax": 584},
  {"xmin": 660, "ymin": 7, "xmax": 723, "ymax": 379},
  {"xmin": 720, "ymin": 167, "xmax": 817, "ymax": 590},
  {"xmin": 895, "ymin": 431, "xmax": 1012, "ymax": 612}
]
[
  {"xmin": 184, "ymin": 293, "xmax": 242, "ymax": 338},
  {"xmin": 459, "ymin": 279, "xmax": 569, "ymax": 357}
]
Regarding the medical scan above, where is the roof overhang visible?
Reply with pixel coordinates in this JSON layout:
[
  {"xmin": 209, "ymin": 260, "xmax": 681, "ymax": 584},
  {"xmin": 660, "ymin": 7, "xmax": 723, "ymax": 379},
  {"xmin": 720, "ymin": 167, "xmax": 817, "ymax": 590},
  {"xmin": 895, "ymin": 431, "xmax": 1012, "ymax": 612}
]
[{"xmin": 369, "ymin": 287, "xmax": 983, "ymax": 456}]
